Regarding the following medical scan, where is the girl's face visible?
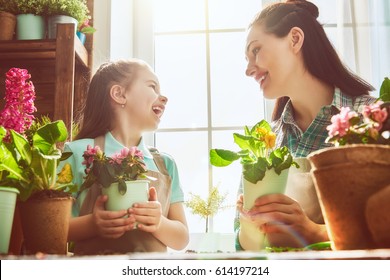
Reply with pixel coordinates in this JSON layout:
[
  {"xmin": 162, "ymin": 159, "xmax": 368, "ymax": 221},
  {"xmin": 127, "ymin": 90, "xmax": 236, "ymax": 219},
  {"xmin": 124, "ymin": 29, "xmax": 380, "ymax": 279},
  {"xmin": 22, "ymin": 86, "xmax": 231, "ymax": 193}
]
[
  {"xmin": 125, "ymin": 66, "xmax": 168, "ymax": 131},
  {"xmin": 245, "ymin": 24, "xmax": 298, "ymax": 99}
]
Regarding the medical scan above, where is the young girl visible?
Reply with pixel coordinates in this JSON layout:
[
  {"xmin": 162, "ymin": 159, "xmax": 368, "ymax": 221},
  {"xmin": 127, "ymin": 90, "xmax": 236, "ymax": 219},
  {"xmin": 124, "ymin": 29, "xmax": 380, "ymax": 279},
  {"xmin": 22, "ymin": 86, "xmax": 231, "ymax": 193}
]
[
  {"xmin": 63, "ymin": 59, "xmax": 188, "ymax": 254},
  {"xmin": 236, "ymin": 0, "xmax": 377, "ymax": 249}
]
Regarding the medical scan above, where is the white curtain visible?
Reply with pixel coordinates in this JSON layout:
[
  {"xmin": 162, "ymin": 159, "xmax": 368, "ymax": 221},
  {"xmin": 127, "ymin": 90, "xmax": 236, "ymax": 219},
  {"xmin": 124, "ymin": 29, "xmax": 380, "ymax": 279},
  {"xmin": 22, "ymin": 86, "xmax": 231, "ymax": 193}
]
[{"xmin": 335, "ymin": 0, "xmax": 390, "ymax": 95}]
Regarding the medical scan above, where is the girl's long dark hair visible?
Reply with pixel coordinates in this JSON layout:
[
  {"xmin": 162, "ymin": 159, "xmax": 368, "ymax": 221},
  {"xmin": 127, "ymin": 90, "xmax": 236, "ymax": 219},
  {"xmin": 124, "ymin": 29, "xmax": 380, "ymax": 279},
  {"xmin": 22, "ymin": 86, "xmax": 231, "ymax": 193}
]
[
  {"xmin": 249, "ymin": 0, "xmax": 374, "ymax": 121},
  {"xmin": 75, "ymin": 59, "xmax": 146, "ymax": 140}
]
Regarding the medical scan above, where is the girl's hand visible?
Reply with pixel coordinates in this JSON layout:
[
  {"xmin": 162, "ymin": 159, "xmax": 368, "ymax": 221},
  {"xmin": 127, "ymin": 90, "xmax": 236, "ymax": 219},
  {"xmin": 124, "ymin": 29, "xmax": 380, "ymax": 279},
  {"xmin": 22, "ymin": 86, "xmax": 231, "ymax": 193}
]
[
  {"xmin": 92, "ymin": 195, "xmax": 136, "ymax": 239},
  {"xmin": 129, "ymin": 187, "xmax": 162, "ymax": 233}
]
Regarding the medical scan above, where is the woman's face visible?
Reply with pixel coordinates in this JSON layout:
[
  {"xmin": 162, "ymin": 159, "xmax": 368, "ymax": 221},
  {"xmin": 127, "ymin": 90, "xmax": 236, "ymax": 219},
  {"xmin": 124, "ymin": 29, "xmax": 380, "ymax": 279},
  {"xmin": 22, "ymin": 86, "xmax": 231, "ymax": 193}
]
[
  {"xmin": 125, "ymin": 66, "xmax": 168, "ymax": 131},
  {"xmin": 245, "ymin": 24, "xmax": 298, "ymax": 99}
]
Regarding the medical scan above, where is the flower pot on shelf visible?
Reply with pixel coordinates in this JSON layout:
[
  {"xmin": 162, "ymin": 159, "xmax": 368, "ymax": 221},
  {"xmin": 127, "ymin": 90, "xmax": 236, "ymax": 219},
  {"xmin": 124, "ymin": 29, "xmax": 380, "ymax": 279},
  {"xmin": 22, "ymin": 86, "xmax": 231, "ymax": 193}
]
[
  {"xmin": 101, "ymin": 180, "xmax": 149, "ymax": 211},
  {"xmin": 16, "ymin": 14, "xmax": 45, "ymax": 40},
  {"xmin": 240, "ymin": 168, "xmax": 289, "ymax": 251},
  {"xmin": 308, "ymin": 144, "xmax": 390, "ymax": 250},
  {"xmin": 0, "ymin": 187, "xmax": 19, "ymax": 254},
  {"xmin": 47, "ymin": 15, "xmax": 78, "ymax": 39},
  {"xmin": 0, "ymin": 11, "xmax": 16, "ymax": 40},
  {"xmin": 76, "ymin": 31, "xmax": 86, "ymax": 44},
  {"xmin": 19, "ymin": 191, "xmax": 73, "ymax": 255}
]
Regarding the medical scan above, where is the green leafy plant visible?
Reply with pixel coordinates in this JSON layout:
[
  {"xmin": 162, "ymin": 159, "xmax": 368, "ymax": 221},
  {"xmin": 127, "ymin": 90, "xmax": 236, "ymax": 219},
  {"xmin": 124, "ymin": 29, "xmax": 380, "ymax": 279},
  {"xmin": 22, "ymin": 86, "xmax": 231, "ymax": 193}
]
[
  {"xmin": 44, "ymin": 0, "xmax": 91, "ymax": 25},
  {"xmin": 379, "ymin": 77, "xmax": 390, "ymax": 102},
  {"xmin": 79, "ymin": 145, "xmax": 154, "ymax": 196},
  {"xmin": 0, "ymin": 0, "xmax": 46, "ymax": 15},
  {"xmin": 210, "ymin": 120, "xmax": 298, "ymax": 184},
  {"xmin": 0, "ymin": 120, "xmax": 77, "ymax": 201},
  {"xmin": 185, "ymin": 186, "xmax": 230, "ymax": 233}
]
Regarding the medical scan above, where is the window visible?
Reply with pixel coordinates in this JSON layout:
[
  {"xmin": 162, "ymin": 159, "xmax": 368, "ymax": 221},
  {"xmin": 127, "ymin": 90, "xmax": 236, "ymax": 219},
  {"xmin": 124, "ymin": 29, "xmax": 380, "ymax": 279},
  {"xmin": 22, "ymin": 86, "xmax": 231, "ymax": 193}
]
[{"xmin": 151, "ymin": 0, "xmax": 267, "ymax": 234}]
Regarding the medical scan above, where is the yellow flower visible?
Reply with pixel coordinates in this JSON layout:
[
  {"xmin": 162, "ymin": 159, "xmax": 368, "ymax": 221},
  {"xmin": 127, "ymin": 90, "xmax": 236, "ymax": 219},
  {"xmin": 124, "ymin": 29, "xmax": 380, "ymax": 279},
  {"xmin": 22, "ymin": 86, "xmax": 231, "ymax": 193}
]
[
  {"xmin": 57, "ymin": 163, "xmax": 73, "ymax": 184},
  {"xmin": 264, "ymin": 131, "xmax": 276, "ymax": 149},
  {"xmin": 256, "ymin": 127, "xmax": 268, "ymax": 140}
]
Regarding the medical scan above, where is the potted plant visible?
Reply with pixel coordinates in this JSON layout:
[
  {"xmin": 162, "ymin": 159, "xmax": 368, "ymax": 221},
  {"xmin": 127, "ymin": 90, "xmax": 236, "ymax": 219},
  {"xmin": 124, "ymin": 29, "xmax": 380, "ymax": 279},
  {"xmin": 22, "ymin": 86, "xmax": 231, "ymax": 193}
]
[
  {"xmin": 79, "ymin": 144, "xmax": 155, "ymax": 212},
  {"xmin": 308, "ymin": 77, "xmax": 390, "ymax": 250},
  {"xmin": 76, "ymin": 18, "xmax": 95, "ymax": 45},
  {"xmin": 0, "ymin": 68, "xmax": 77, "ymax": 255},
  {"xmin": 45, "ymin": 0, "xmax": 93, "ymax": 39},
  {"xmin": 184, "ymin": 186, "xmax": 232, "ymax": 252},
  {"xmin": 4, "ymin": 0, "xmax": 46, "ymax": 40},
  {"xmin": 0, "ymin": 1, "xmax": 17, "ymax": 40},
  {"xmin": 210, "ymin": 119, "xmax": 298, "ymax": 250}
]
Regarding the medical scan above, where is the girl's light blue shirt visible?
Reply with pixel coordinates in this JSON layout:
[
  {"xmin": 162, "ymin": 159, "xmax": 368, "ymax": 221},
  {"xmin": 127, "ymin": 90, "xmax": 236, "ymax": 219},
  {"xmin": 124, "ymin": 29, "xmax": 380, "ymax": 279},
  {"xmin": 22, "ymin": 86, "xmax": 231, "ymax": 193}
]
[{"xmin": 60, "ymin": 132, "xmax": 184, "ymax": 217}]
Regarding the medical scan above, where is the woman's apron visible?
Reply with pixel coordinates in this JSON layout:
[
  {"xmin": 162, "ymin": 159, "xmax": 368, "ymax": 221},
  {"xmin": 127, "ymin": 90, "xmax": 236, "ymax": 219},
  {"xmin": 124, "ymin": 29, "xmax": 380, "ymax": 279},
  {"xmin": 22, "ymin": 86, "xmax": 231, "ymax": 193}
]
[{"xmin": 74, "ymin": 136, "xmax": 172, "ymax": 255}]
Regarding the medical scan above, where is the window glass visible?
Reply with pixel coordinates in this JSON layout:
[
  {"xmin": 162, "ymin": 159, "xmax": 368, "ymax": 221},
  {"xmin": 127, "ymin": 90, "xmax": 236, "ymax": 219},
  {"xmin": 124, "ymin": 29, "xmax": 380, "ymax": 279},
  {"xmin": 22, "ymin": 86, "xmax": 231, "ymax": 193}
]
[
  {"xmin": 209, "ymin": 32, "xmax": 264, "ymax": 127},
  {"xmin": 153, "ymin": 0, "xmax": 206, "ymax": 32},
  {"xmin": 155, "ymin": 34, "xmax": 208, "ymax": 129}
]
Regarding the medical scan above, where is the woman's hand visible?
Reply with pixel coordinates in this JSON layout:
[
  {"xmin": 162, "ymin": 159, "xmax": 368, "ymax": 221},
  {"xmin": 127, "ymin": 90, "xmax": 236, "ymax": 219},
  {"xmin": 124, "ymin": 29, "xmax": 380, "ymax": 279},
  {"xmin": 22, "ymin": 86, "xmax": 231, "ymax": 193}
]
[
  {"xmin": 92, "ymin": 195, "xmax": 136, "ymax": 239},
  {"xmin": 129, "ymin": 187, "xmax": 162, "ymax": 233},
  {"xmin": 238, "ymin": 193, "xmax": 328, "ymax": 247}
]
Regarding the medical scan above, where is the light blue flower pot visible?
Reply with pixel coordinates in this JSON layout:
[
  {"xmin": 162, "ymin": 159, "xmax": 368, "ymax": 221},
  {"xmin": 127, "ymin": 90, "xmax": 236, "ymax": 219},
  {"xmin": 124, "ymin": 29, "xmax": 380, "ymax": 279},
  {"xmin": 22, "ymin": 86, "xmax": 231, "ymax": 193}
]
[
  {"xmin": 16, "ymin": 14, "xmax": 45, "ymax": 40},
  {"xmin": 0, "ymin": 187, "xmax": 19, "ymax": 254}
]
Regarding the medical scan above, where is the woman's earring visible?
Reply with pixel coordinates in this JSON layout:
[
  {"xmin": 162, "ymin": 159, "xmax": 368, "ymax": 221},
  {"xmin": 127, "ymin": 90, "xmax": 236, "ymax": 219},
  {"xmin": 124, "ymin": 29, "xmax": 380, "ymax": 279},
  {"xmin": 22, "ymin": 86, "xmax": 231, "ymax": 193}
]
[{"xmin": 121, "ymin": 104, "xmax": 125, "ymax": 108}]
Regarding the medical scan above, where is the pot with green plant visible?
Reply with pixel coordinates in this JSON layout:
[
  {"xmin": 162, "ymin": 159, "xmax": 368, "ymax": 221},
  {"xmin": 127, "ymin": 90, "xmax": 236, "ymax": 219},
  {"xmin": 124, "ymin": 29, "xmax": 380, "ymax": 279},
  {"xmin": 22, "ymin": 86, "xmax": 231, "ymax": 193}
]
[
  {"xmin": 3, "ymin": 0, "xmax": 46, "ymax": 40},
  {"xmin": 0, "ymin": 68, "xmax": 76, "ymax": 255},
  {"xmin": 45, "ymin": 0, "xmax": 93, "ymax": 39},
  {"xmin": 184, "ymin": 186, "xmax": 231, "ymax": 252},
  {"xmin": 210, "ymin": 119, "xmax": 298, "ymax": 250},
  {"xmin": 78, "ymin": 144, "xmax": 155, "ymax": 214},
  {"xmin": 0, "ymin": 1, "xmax": 17, "ymax": 40}
]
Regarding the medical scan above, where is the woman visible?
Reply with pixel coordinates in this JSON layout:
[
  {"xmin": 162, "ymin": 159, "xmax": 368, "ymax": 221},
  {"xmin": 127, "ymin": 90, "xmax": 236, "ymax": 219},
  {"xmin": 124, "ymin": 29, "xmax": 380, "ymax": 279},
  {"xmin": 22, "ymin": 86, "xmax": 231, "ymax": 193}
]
[
  {"xmin": 236, "ymin": 0, "xmax": 376, "ymax": 249},
  {"xmin": 62, "ymin": 59, "xmax": 189, "ymax": 254}
]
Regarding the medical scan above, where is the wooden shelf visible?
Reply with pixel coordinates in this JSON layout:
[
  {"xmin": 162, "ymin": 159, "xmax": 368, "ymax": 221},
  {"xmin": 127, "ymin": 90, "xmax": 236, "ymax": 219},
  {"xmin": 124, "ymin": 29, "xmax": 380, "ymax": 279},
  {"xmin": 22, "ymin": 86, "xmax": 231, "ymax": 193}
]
[{"xmin": 0, "ymin": 24, "xmax": 92, "ymax": 140}]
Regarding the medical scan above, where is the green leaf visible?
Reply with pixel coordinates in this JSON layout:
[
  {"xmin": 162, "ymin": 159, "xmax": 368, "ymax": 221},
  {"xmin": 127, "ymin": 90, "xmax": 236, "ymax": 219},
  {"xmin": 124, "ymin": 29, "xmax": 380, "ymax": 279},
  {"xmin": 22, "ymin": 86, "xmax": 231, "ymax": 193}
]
[
  {"xmin": 118, "ymin": 180, "xmax": 127, "ymax": 195},
  {"xmin": 209, "ymin": 149, "xmax": 240, "ymax": 167},
  {"xmin": 233, "ymin": 133, "xmax": 261, "ymax": 152},
  {"xmin": 242, "ymin": 158, "xmax": 268, "ymax": 184},
  {"xmin": 33, "ymin": 120, "xmax": 68, "ymax": 154},
  {"xmin": 10, "ymin": 130, "xmax": 32, "ymax": 165},
  {"xmin": 379, "ymin": 77, "xmax": 390, "ymax": 102},
  {"xmin": 94, "ymin": 163, "xmax": 116, "ymax": 188}
]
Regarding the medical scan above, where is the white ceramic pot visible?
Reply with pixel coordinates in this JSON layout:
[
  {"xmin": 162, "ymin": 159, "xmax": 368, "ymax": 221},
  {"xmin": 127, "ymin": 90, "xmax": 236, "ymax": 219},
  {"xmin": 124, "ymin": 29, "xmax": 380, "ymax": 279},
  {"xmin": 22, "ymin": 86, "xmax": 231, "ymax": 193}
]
[
  {"xmin": 240, "ymin": 168, "xmax": 289, "ymax": 251},
  {"xmin": 102, "ymin": 180, "xmax": 149, "ymax": 211}
]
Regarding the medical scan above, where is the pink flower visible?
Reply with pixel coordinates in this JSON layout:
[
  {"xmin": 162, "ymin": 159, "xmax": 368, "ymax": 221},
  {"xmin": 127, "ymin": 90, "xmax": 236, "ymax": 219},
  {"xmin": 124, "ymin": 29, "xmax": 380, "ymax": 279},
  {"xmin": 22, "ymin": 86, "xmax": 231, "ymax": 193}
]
[
  {"xmin": 327, "ymin": 107, "xmax": 358, "ymax": 137},
  {"xmin": 82, "ymin": 145, "xmax": 102, "ymax": 167},
  {"xmin": 363, "ymin": 102, "xmax": 388, "ymax": 130},
  {"xmin": 0, "ymin": 68, "xmax": 37, "ymax": 141},
  {"xmin": 81, "ymin": 145, "xmax": 149, "ymax": 189}
]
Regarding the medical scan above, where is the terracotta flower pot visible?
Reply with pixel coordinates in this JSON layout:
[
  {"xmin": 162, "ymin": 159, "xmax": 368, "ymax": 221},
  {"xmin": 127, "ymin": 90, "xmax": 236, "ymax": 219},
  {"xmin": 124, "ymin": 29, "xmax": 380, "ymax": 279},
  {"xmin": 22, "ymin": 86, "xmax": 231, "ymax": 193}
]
[
  {"xmin": 0, "ymin": 11, "xmax": 16, "ymax": 40},
  {"xmin": 365, "ymin": 184, "xmax": 390, "ymax": 247},
  {"xmin": 308, "ymin": 144, "xmax": 390, "ymax": 169},
  {"xmin": 19, "ymin": 191, "xmax": 73, "ymax": 255},
  {"xmin": 308, "ymin": 145, "xmax": 390, "ymax": 250}
]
